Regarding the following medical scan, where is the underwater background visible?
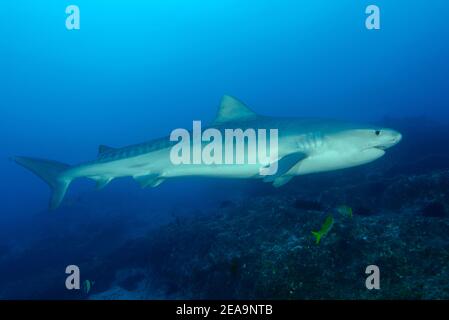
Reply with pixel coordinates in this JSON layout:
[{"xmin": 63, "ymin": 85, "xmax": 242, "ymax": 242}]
[{"xmin": 1, "ymin": 0, "xmax": 449, "ymax": 299}]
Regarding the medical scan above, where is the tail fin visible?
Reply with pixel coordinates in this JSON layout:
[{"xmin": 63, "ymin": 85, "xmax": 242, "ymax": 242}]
[
  {"xmin": 13, "ymin": 156, "xmax": 72, "ymax": 210},
  {"xmin": 311, "ymin": 231, "xmax": 322, "ymax": 245}
]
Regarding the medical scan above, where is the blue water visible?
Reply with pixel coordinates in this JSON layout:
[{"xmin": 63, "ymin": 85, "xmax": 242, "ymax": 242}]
[{"xmin": 1, "ymin": 1, "xmax": 449, "ymax": 299}]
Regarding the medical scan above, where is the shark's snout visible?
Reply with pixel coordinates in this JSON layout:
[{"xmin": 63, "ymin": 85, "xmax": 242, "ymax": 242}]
[
  {"xmin": 393, "ymin": 132, "xmax": 402, "ymax": 144},
  {"xmin": 378, "ymin": 129, "xmax": 402, "ymax": 149},
  {"xmin": 389, "ymin": 130, "xmax": 402, "ymax": 145}
]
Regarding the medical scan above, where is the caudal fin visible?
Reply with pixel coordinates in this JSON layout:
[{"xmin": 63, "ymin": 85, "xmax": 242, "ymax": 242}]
[
  {"xmin": 311, "ymin": 231, "xmax": 322, "ymax": 245},
  {"xmin": 13, "ymin": 156, "xmax": 73, "ymax": 210}
]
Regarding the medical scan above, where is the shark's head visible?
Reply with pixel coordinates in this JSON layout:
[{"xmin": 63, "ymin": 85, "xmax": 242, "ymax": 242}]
[
  {"xmin": 325, "ymin": 127, "xmax": 402, "ymax": 169},
  {"xmin": 288, "ymin": 124, "xmax": 403, "ymax": 177},
  {"xmin": 342, "ymin": 127, "xmax": 402, "ymax": 151}
]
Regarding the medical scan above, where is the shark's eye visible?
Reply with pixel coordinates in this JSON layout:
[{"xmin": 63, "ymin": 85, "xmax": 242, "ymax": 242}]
[{"xmin": 375, "ymin": 130, "xmax": 381, "ymax": 136}]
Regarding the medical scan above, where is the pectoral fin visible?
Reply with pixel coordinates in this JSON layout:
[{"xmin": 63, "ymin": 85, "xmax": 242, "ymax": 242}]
[{"xmin": 262, "ymin": 152, "xmax": 307, "ymax": 185}]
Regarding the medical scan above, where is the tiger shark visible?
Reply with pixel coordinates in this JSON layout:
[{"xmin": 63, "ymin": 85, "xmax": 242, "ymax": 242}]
[{"xmin": 13, "ymin": 95, "xmax": 402, "ymax": 209}]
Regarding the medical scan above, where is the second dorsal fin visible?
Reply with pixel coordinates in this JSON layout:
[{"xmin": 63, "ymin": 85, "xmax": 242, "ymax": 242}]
[{"xmin": 98, "ymin": 145, "xmax": 116, "ymax": 156}]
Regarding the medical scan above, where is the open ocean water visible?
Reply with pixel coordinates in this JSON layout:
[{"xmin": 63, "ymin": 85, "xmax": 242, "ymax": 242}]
[{"xmin": 1, "ymin": 1, "xmax": 449, "ymax": 300}]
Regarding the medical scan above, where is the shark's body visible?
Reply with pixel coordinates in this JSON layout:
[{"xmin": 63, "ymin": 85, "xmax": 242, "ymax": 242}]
[{"xmin": 14, "ymin": 96, "xmax": 402, "ymax": 209}]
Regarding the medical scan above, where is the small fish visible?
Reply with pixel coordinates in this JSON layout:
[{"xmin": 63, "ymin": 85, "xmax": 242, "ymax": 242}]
[
  {"xmin": 311, "ymin": 215, "xmax": 334, "ymax": 244},
  {"xmin": 337, "ymin": 205, "xmax": 353, "ymax": 218},
  {"xmin": 83, "ymin": 279, "xmax": 95, "ymax": 294}
]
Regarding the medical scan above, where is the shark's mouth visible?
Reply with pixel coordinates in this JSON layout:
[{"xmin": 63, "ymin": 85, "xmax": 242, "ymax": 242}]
[
  {"xmin": 375, "ymin": 135, "xmax": 402, "ymax": 150},
  {"xmin": 363, "ymin": 145, "xmax": 387, "ymax": 152},
  {"xmin": 374, "ymin": 139, "xmax": 400, "ymax": 150}
]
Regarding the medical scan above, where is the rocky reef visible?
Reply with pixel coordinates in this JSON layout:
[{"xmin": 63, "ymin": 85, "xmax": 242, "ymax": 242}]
[
  {"xmin": 108, "ymin": 171, "xmax": 449, "ymax": 299},
  {"xmin": 73, "ymin": 159, "xmax": 449, "ymax": 300}
]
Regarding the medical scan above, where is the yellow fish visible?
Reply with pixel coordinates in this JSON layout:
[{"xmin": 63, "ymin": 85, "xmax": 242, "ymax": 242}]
[{"xmin": 311, "ymin": 215, "xmax": 334, "ymax": 244}]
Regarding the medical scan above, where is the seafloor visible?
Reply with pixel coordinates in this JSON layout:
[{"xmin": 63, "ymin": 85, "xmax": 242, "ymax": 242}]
[{"xmin": 1, "ymin": 117, "xmax": 449, "ymax": 299}]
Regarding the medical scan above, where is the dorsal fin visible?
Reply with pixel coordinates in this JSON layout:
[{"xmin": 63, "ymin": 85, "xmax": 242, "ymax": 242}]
[
  {"xmin": 98, "ymin": 145, "xmax": 116, "ymax": 155},
  {"xmin": 213, "ymin": 95, "xmax": 258, "ymax": 124}
]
